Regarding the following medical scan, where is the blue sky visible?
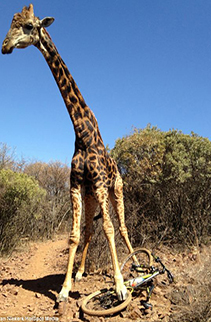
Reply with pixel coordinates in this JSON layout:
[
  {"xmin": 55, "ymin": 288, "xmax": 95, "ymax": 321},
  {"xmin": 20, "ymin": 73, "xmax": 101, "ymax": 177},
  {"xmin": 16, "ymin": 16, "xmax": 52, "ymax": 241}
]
[{"xmin": 1, "ymin": 1, "xmax": 211, "ymax": 164}]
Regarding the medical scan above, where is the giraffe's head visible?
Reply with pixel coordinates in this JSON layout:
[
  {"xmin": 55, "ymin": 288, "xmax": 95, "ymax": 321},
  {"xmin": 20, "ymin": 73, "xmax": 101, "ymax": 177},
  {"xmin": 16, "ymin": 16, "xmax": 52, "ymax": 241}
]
[{"xmin": 2, "ymin": 4, "xmax": 54, "ymax": 54}]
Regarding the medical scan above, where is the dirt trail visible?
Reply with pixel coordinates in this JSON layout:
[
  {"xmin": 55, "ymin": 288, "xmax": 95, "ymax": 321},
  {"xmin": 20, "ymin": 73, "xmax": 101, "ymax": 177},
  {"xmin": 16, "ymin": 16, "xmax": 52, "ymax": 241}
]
[{"xmin": 0, "ymin": 236, "xmax": 210, "ymax": 322}]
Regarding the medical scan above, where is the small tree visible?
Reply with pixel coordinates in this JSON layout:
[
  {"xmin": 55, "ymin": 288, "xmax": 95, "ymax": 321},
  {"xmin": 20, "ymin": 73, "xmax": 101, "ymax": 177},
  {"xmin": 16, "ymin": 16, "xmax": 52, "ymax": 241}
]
[
  {"xmin": 0, "ymin": 143, "xmax": 16, "ymax": 170},
  {"xmin": 0, "ymin": 169, "xmax": 46, "ymax": 254},
  {"xmin": 24, "ymin": 161, "xmax": 71, "ymax": 232}
]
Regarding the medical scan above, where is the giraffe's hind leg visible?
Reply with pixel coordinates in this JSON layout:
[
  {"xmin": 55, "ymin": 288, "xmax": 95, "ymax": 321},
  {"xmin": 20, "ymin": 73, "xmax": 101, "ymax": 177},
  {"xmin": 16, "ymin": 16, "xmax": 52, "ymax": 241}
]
[
  {"xmin": 109, "ymin": 172, "xmax": 134, "ymax": 254},
  {"xmin": 75, "ymin": 194, "xmax": 98, "ymax": 281},
  {"xmin": 95, "ymin": 185, "xmax": 127, "ymax": 301}
]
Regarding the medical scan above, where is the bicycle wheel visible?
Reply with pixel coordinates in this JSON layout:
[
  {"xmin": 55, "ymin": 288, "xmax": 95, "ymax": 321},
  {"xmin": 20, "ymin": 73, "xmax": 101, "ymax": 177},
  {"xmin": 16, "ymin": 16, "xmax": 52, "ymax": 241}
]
[
  {"xmin": 121, "ymin": 248, "xmax": 153, "ymax": 281},
  {"xmin": 81, "ymin": 288, "xmax": 132, "ymax": 316}
]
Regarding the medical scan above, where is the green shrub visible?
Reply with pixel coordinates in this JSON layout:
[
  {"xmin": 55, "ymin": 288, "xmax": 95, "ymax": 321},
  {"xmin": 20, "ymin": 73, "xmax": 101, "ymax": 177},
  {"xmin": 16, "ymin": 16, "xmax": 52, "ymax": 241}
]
[
  {"xmin": 111, "ymin": 126, "xmax": 211, "ymax": 247},
  {"xmin": 0, "ymin": 169, "xmax": 46, "ymax": 254}
]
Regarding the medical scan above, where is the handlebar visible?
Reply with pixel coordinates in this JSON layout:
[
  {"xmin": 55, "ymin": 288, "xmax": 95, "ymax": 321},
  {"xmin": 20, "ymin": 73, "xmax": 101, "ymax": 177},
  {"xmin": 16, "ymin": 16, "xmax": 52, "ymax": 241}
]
[
  {"xmin": 151, "ymin": 254, "xmax": 174, "ymax": 283},
  {"xmin": 130, "ymin": 252, "xmax": 174, "ymax": 283}
]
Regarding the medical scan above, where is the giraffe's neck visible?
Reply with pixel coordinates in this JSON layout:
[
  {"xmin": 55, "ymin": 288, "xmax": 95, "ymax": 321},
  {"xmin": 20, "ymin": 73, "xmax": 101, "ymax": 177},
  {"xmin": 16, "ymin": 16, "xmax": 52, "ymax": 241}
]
[{"xmin": 35, "ymin": 28, "xmax": 102, "ymax": 149}]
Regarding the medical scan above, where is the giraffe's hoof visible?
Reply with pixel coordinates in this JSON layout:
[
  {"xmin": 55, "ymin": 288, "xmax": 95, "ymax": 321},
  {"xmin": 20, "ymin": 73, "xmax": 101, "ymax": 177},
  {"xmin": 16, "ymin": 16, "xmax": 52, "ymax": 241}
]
[
  {"xmin": 56, "ymin": 293, "xmax": 68, "ymax": 303},
  {"xmin": 116, "ymin": 284, "xmax": 128, "ymax": 301},
  {"xmin": 75, "ymin": 271, "xmax": 83, "ymax": 282}
]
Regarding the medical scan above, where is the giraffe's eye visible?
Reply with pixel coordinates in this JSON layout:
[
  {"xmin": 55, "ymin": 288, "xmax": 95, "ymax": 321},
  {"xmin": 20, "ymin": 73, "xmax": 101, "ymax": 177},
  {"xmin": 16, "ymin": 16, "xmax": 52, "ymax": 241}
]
[{"xmin": 24, "ymin": 23, "xmax": 33, "ymax": 30}]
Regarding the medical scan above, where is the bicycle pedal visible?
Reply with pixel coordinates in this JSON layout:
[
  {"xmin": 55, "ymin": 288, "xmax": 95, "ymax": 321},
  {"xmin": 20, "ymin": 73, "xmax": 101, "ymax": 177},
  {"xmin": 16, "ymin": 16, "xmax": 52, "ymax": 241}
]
[{"xmin": 141, "ymin": 300, "xmax": 153, "ymax": 310}]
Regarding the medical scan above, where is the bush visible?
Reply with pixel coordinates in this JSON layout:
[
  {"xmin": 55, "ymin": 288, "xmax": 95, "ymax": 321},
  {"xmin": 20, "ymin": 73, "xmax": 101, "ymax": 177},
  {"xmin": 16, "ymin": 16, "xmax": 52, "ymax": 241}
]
[
  {"xmin": 24, "ymin": 161, "xmax": 71, "ymax": 234},
  {"xmin": 111, "ymin": 126, "xmax": 211, "ymax": 247},
  {"xmin": 0, "ymin": 169, "xmax": 46, "ymax": 255},
  {"xmin": 0, "ymin": 143, "xmax": 72, "ymax": 255}
]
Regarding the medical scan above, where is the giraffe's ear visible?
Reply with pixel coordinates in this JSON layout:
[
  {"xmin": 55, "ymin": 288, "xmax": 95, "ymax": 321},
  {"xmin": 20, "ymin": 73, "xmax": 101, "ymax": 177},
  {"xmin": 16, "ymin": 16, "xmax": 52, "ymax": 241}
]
[{"xmin": 40, "ymin": 17, "xmax": 55, "ymax": 28}]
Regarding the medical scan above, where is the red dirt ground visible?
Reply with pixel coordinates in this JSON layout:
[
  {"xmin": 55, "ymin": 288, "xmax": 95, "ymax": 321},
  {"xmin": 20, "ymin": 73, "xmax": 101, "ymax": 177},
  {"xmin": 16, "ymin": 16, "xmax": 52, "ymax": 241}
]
[{"xmin": 0, "ymin": 235, "xmax": 210, "ymax": 322}]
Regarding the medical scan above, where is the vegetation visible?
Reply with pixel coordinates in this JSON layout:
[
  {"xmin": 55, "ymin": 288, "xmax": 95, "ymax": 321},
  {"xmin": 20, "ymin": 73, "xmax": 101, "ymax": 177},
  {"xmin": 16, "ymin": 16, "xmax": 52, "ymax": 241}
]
[
  {"xmin": 24, "ymin": 160, "xmax": 71, "ymax": 234},
  {"xmin": 0, "ymin": 169, "xmax": 46, "ymax": 254},
  {"xmin": 0, "ymin": 143, "xmax": 71, "ymax": 255},
  {"xmin": 111, "ymin": 126, "xmax": 211, "ymax": 248}
]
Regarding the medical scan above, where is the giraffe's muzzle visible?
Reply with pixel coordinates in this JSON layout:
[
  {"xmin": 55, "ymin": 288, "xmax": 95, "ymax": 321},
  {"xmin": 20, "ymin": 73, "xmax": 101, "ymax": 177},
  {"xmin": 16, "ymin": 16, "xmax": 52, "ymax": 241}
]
[{"xmin": 2, "ymin": 38, "xmax": 14, "ymax": 54}]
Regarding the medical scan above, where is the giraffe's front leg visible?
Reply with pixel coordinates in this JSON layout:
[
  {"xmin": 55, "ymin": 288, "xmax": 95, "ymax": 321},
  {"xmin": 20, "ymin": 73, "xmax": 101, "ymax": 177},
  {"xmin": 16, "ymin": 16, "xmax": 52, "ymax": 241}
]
[{"xmin": 57, "ymin": 186, "xmax": 82, "ymax": 303}]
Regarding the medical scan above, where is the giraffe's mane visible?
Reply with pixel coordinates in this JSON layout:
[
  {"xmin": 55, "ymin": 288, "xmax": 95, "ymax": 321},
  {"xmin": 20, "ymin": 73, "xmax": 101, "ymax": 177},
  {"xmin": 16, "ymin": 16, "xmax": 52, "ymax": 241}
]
[{"xmin": 42, "ymin": 28, "xmax": 53, "ymax": 42}]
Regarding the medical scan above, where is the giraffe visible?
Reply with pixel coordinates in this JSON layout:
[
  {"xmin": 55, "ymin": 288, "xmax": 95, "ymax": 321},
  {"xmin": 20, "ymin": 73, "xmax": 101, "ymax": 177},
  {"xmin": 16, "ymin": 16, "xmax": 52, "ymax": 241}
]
[{"xmin": 2, "ymin": 4, "xmax": 134, "ymax": 304}]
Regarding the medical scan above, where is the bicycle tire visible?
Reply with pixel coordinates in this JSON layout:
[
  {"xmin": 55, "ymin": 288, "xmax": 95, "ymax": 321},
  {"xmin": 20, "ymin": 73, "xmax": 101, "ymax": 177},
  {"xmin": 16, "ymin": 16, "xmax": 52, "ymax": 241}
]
[
  {"xmin": 81, "ymin": 288, "xmax": 132, "ymax": 316},
  {"xmin": 121, "ymin": 248, "xmax": 153, "ymax": 281}
]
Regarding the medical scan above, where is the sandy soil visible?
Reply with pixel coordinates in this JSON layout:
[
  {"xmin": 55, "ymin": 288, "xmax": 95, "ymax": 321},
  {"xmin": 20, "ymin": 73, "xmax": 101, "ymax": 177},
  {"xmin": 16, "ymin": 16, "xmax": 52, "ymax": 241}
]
[{"xmin": 0, "ymin": 235, "xmax": 210, "ymax": 322}]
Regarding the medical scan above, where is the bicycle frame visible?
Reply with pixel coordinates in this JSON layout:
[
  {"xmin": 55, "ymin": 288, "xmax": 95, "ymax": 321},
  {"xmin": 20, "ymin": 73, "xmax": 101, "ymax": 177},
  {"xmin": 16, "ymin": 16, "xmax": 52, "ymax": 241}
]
[
  {"xmin": 125, "ymin": 269, "xmax": 160, "ymax": 288},
  {"xmin": 124, "ymin": 253, "xmax": 173, "ymax": 290}
]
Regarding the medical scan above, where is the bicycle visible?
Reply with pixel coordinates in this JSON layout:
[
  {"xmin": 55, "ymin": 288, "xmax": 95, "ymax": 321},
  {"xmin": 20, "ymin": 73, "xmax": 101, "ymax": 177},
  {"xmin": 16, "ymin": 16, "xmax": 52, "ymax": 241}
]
[{"xmin": 81, "ymin": 248, "xmax": 174, "ymax": 316}]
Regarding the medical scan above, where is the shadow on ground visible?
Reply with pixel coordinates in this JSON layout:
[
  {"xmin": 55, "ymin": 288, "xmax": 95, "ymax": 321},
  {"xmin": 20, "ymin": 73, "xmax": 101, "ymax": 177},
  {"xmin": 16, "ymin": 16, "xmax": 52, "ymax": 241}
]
[{"xmin": 1, "ymin": 274, "xmax": 81, "ymax": 303}]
